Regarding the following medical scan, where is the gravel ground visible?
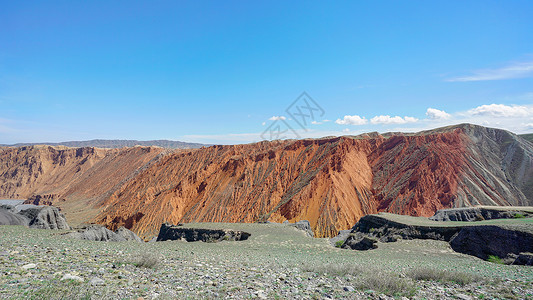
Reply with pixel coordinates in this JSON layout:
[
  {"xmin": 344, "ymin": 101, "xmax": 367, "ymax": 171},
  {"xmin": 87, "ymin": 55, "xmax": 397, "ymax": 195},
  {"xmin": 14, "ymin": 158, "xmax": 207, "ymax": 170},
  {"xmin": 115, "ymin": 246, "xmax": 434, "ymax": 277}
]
[{"xmin": 1, "ymin": 223, "xmax": 532, "ymax": 299}]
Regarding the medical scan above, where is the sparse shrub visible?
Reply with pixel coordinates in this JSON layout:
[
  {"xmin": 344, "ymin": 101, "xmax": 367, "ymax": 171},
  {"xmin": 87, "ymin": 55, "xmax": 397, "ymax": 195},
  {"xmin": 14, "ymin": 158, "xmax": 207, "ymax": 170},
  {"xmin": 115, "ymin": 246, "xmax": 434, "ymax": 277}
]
[
  {"xmin": 335, "ymin": 240, "xmax": 344, "ymax": 248},
  {"xmin": 356, "ymin": 271, "xmax": 416, "ymax": 297},
  {"xmin": 406, "ymin": 267, "xmax": 484, "ymax": 285},
  {"xmin": 514, "ymin": 213, "xmax": 525, "ymax": 219},
  {"xmin": 27, "ymin": 282, "xmax": 98, "ymax": 300},
  {"xmin": 131, "ymin": 252, "xmax": 160, "ymax": 269},
  {"xmin": 300, "ymin": 262, "xmax": 362, "ymax": 276},
  {"xmin": 301, "ymin": 263, "xmax": 415, "ymax": 296},
  {"xmin": 487, "ymin": 255, "xmax": 505, "ymax": 264}
]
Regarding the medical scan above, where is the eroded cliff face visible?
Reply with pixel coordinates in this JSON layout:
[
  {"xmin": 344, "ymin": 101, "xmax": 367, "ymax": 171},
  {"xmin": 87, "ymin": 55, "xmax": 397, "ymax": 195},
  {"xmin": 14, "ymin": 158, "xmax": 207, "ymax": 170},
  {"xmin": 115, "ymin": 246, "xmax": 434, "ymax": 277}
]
[
  {"xmin": 95, "ymin": 137, "xmax": 380, "ymax": 238},
  {"xmin": 93, "ymin": 126, "xmax": 533, "ymax": 238},
  {"xmin": 0, "ymin": 145, "xmax": 164, "ymax": 224},
  {"xmin": 2, "ymin": 124, "xmax": 532, "ymax": 238}
]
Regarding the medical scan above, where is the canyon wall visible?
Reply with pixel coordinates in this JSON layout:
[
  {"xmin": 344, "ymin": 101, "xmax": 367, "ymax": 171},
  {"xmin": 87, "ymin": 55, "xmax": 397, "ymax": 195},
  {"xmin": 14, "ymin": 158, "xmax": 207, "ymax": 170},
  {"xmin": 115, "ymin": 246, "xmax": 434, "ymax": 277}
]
[{"xmin": 1, "ymin": 124, "xmax": 532, "ymax": 238}]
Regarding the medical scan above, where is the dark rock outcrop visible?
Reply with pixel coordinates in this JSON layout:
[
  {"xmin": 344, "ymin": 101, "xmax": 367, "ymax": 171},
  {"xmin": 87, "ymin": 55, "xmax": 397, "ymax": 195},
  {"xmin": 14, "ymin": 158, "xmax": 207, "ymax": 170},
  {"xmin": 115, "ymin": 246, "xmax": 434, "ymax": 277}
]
[
  {"xmin": 66, "ymin": 225, "xmax": 142, "ymax": 242},
  {"xmin": 449, "ymin": 225, "xmax": 533, "ymax": 262},
  {"xmin": 351, "ymin": 214, "xmax": 461, "ymax": 242},
  {"xmin": 430, "ymin": 207, "xmax": 532, "ymax": 222},
  {"xmin": 342, "ymin": 233, "xmax": 378, "ymax": 250},
  {"xmin": 24, "ymin": 194, "xmax": 61, "ymax": 206},
  {"xmin": 156, "ymin": 223, "xmax": 251, "ymax": 242},
  {"xmin": 347, "ymin": 213, "xmax": 533, "ymax": 265}
]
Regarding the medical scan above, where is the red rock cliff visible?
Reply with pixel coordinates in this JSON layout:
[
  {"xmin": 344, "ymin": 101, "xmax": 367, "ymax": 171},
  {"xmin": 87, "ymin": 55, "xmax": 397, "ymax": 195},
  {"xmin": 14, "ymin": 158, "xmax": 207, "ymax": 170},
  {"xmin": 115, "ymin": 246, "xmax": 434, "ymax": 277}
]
[{"xmin": 1, "ymin": 124, "xmax": 532, "ymax": 238}]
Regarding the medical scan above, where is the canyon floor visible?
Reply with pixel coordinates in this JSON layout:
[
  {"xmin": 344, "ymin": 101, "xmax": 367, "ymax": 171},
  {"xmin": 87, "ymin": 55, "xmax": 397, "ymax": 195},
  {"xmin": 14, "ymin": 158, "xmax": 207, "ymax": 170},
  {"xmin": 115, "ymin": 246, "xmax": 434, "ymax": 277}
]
[{"xmin": 1, "ymin": 223, "xmax": 532, "ymax": 299}]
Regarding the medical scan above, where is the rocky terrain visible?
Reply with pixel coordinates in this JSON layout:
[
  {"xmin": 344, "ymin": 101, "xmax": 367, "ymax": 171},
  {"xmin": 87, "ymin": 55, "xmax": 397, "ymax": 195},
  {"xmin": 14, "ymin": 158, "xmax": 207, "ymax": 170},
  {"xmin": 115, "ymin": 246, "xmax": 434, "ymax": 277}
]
[
  {"xmin": 1, "ymin": 124, "xmax": 533, "ymax": 239},
  {"xmin": 1, "ymin": 222, "xmax": 533, "ymax": 299}
]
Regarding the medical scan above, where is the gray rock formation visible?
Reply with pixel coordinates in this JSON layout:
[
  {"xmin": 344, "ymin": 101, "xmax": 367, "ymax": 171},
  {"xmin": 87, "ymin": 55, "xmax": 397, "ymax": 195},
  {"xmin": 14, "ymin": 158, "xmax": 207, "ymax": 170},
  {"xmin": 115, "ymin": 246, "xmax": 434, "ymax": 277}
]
[
  {"xmin": 0, "ymin": 205, "xmax": 28, "ymax": 226},
  {"xmin": 0, "ymin": 204, "xmax": 69, "ymax": 229},
  {"xmin": 283, "ymin": 220, "xmax": 314, "ymax": 237},
  {"xmin": 430, "ymin": 207, "xmax": 531, "ymax": 222},
  {"xmin": 66, "ymin": 225, "xmax": 142, "ymax": 242},
  {"xmin": 18, "ymin": 206, "xmax": 70, "ymax": 229},
  {"xmin": 329, "ymin": 229, "xmax": 351, "ymax": 247},
  {"xmin": 157, "ymin": 223, "xmax": 251, "ymax": 242},
  {"xmin": 115, "ymin": 226, "xmax": 144, "ymax": 242}
]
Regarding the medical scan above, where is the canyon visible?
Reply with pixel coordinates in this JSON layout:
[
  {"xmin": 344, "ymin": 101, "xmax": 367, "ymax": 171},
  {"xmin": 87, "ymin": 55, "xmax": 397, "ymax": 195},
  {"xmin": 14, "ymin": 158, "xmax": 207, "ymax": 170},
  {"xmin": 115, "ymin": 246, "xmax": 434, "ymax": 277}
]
[{"xmin": 1, "ymin": 124, "xmax": 532, "ymax": 239}]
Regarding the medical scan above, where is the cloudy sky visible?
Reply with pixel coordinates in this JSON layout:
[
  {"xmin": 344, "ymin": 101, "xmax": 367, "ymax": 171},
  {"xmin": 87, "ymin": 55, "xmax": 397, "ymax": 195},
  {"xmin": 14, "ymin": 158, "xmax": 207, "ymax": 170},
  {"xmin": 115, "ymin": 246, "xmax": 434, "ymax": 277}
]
[{"xmin": 1, "ymin": 1, "xmax": 533, "ymax": 144}]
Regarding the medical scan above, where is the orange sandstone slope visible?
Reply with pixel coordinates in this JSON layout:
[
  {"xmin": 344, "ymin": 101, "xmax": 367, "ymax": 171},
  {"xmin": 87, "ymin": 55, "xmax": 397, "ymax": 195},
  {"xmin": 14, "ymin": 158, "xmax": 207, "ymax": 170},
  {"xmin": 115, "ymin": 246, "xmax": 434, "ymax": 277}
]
[
  {"xmin": 0, "ymin": 145, "xmax": 164, "ymax": 224},
  {"xmin": 93, "ymin": 124, "xmax": 533, "ymax": 238},
  {"xmin": 95, "ymin": 138, "xmax": 379, "ymax": 238}
]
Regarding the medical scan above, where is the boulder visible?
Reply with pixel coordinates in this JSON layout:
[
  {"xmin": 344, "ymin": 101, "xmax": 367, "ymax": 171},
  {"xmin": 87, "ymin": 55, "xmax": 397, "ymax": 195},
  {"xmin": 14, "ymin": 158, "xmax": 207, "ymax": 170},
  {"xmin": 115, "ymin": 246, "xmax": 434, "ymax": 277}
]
[{"xmin": 342, "ymin": 232, "xmax": 378, "ymax": 250}]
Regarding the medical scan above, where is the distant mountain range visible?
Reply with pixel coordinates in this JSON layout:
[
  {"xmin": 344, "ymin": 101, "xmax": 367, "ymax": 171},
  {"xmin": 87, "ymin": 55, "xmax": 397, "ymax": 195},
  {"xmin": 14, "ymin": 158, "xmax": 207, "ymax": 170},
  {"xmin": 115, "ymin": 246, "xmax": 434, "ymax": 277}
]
[{"xmin": 0, "ymin": 139, "xmax": 208, "ymax": 149}]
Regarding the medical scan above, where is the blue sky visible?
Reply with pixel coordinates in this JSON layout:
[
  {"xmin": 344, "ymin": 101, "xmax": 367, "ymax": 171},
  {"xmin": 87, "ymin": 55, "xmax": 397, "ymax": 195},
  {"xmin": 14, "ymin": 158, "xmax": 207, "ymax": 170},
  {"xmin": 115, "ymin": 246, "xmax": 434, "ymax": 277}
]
[{"xmin": 1, "ymin": 1, "xmax": 533, "ymax": 144}]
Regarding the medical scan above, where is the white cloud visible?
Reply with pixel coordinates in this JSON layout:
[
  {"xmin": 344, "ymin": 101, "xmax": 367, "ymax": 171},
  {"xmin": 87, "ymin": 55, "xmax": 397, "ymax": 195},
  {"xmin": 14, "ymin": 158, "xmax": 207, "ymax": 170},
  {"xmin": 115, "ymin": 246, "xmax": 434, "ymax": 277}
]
[
  {"xmin": 447, "ymin": 60, "xmax": 533, "ymax": 82},
  {"xmin": 370, "ymin": 115, "xmax": 418, "ymax": 125},
  {"xmin": 467, "ymin": 104, "xmax": 533, "ymax": 118},
  {"xmin": 335, "ymin": 115, "xmax": 368, "ymax": 125},
  {"xmin": 311, "ymin": 119, "xmax": 331, "ymax": 125},
  {"xmin": 426, "ymin": 108, "xmax": 451, "ymax": 120},
  {"xmin": 269, "ymin": 116, "xmax": 286, "ymax": 121}
]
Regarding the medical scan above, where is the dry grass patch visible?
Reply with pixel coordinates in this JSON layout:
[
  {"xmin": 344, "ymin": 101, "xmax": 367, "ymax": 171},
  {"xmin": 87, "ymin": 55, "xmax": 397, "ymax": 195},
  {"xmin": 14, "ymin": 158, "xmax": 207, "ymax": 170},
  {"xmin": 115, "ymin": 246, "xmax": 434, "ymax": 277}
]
[
  {"xmin": 355, "ymin": 271, "xmax": 416, "ymax": 297},
  {"xmin": 407, "ymin": 267, "xmax": 484, "ymax": 285},
  {"xmin": 300, "ymin": 262, "xmax": 415, "ymax": 297},
  {"xmin": 300, "ymin": 262, "xmax": 363, "ymax": 276}
]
